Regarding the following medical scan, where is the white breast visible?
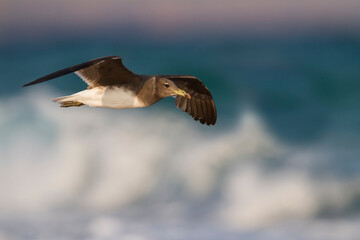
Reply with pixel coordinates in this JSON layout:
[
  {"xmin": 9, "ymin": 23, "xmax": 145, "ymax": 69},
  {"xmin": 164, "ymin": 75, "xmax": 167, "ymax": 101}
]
[
  {"xmin": 101, "ymin": 87, "xmax": 145, "ymax": 108},
  {"xmin": 71, "ymin": 86, "xmax": 146, "ymax": 109}
]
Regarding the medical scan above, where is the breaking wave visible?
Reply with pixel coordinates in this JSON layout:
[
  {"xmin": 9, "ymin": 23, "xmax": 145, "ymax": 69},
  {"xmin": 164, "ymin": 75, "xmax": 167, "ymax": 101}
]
[{"xmin": 0, "ymin": 89, "xmax": 359, "ymax": 230}]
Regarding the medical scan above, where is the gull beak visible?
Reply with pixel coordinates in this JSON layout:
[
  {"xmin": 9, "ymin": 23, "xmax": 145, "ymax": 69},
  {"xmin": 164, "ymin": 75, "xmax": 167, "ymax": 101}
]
[{"xmin": 172, "ymin": 89, "xmax": 191, "ymax": 99}]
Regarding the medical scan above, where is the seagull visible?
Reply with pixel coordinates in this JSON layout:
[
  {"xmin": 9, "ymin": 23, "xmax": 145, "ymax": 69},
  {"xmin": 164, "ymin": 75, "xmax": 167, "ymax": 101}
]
[{"xmin": 23, "ymin": 56, "xmax": 217, "ymax": 125}]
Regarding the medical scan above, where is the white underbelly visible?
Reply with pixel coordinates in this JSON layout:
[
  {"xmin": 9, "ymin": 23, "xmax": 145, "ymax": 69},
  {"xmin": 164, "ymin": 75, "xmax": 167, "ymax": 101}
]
[{"xmin": 72, "ymin": 86, "xmax": 145, "ymax": 109}]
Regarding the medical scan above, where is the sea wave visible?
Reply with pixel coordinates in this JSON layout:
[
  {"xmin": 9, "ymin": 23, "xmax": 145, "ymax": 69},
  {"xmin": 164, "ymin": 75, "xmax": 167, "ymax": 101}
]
[{"xmin": 0, "ymin": 89, "xmax": 359, "ymax": 230}]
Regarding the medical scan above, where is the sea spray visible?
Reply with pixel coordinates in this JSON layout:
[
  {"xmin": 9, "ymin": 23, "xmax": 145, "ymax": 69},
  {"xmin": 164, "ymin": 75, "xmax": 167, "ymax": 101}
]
[{"xmin": 0, "ymin": 90, "xmax": 359, "ymax": 231}]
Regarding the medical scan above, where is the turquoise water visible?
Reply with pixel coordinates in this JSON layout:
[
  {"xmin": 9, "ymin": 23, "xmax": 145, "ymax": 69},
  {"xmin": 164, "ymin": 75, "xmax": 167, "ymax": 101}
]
[
  {"xmin": 1, "ymin": 34, "xmax": 360, "ymax": 239},
  {"xmin": 3, "ymin": 35, "xmax": 360, "ymax": 139}
]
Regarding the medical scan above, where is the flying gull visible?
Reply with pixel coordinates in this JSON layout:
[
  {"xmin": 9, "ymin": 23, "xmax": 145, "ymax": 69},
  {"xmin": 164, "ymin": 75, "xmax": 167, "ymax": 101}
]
[{"xmin": 23, "ymin": 56, "xmax": 217, "ymax": 125}]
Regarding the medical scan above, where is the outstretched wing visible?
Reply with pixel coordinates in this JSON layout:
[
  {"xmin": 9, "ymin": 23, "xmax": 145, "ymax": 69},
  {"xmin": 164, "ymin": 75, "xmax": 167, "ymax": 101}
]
[
  {"xmin": 23, "ymin": 56, "xmax": 141, "ymax": 87},
  {"xmin": 159, "ymin": 75, "xmax": 217, "ymax": 125}
]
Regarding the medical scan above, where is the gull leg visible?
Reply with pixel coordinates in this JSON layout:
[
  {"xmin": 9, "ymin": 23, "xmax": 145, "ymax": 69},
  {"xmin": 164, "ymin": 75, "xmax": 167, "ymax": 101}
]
[{"xmin": 60, "ymin": 101, "xmax": 84, "ymax": 108}]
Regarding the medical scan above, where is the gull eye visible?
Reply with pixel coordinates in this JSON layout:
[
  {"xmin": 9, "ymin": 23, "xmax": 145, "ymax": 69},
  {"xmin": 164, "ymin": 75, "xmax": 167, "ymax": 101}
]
[{"xmin": 164, "ymin": 83, "xmax": 169, "ymax": 88}]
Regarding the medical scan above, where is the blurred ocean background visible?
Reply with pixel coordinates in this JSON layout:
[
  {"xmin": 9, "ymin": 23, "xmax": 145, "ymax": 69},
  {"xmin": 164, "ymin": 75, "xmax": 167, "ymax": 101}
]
[{"xmin": 1, "ymin": 0, "xmax": 360, "ymax": 239}]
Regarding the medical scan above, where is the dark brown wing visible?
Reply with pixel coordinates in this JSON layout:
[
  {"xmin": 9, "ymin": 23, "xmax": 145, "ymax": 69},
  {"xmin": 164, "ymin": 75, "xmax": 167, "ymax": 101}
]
[
  {"xmin": 158, "ymin": 75, "xmax": 217, "ymax": 125},
  {"xmin": 23, "ymin": 56, "xmax": 141, "ymax": 87}
]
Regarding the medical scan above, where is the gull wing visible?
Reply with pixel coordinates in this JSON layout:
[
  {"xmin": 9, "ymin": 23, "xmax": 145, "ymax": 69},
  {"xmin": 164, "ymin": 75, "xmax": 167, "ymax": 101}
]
[
  {"xmin": 23, "ymin": 56, "xmax": 141, "ymax": 88},
  {"xmin": 158, "ymin": 75, "xmax": 217, "ymax": 125}
]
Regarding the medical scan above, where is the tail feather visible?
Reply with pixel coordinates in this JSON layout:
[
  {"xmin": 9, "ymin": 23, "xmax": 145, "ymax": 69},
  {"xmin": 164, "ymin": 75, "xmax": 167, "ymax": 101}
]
[
  {"xmin": 52, "ymin": 95, "xmax": 72, "ymax": 103},
  {"xmin": 52, "ymin": 89, "xmax": 101, "ymax": 108}
]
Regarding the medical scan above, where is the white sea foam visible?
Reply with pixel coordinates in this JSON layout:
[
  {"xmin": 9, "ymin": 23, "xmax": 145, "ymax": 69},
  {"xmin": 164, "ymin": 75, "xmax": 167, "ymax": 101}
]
[{"xmin": 0, "ymin": 89, "xmax": 359, "ymax": 231}]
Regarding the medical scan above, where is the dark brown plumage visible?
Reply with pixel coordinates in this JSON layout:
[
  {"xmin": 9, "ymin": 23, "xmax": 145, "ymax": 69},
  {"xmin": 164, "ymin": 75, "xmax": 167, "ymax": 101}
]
[
  {"xmin": 157, "ymin": 75, "xmax": 217, "ymax": 125},
  {"xmin": 23, "ymin": 56, "xmax": 217, "ymax": 125}
]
